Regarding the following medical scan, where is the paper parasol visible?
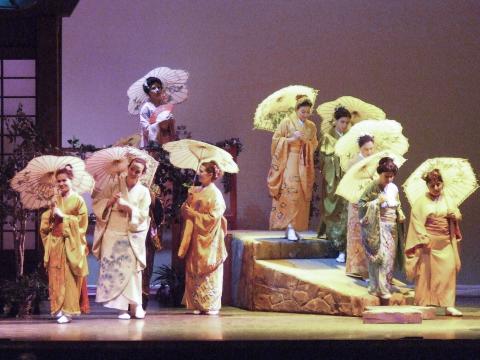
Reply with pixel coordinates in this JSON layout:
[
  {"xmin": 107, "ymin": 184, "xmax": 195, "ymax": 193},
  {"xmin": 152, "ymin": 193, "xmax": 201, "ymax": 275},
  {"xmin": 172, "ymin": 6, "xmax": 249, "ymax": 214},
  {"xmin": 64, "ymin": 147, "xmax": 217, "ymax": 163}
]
[
  {"xmin": 253, "ymin": 85, "xmax": 318, "ymax": 132},
  {"xmin": 127, "ymin": 67, "xmax": 189, "ymax": 115},
  {"xmin": 10, "ymin": 155, "xmax": 94, "ymax": 209},
  {"xmin": 402, "ymin": 157, "xmax": 479, "ymax": 207},
  {"xmin": 317, "ymin": 96, "xmax": 386, "ymax": 135},
  {"xmin": 336, "ymin": 151, "xmax": 407, "ymax": 203},
  {"xmin": 335, "ymin": 119, "xmax": 409, "ymax": 171},
  {"xmin": 163, "ymin": 139, "xmax": 239, "ymax": 174}
]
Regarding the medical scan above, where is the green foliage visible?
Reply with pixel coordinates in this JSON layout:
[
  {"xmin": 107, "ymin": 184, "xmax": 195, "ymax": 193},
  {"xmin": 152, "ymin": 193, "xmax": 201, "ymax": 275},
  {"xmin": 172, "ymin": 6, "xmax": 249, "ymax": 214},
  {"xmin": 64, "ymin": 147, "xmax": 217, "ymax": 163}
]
[
  {"xmin": 0, "ymin": 104, "xmax": 59, "ymax": 278},
  {"xmin": 152, "ymin": 264, "xmax": 185, "ymax": 307},
  {"xmin": 65, "ymin": 136, "xmax": 98, "ymax": 159},
  {"xmin": 215, "ymin": 138, "xmax": 243, "ymax": 193},
  {"xmin": 0, "ymin": 270, "xmax": 48, "ymax": 317}
]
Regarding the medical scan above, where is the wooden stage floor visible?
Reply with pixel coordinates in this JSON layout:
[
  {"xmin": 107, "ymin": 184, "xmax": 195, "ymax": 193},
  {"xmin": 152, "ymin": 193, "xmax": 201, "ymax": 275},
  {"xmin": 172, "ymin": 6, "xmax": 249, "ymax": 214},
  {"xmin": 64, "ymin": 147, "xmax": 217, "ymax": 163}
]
[{"xmin": 1, "ymin": 302, "xmax": 479, "ymax": 359}]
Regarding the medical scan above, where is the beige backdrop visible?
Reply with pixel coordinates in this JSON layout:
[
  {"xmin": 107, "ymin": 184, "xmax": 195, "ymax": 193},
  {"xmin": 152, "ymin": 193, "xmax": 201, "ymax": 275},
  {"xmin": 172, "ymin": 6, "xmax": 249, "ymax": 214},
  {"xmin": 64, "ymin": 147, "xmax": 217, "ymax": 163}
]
[{"xmin": 62, "ymin": 0, "xmax": 480, "ymax": 284}]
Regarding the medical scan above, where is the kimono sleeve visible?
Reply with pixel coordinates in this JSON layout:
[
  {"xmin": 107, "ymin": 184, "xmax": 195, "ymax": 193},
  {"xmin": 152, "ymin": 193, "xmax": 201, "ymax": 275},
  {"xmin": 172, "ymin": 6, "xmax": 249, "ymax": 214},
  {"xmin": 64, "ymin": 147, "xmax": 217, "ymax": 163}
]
[
  {"xmin": 129, "ymin": 187, "xmax": 151, "ymax": 228},
  {"xmin": 192, "ymin": 189, "xmax": 226, "ymax": 235}
]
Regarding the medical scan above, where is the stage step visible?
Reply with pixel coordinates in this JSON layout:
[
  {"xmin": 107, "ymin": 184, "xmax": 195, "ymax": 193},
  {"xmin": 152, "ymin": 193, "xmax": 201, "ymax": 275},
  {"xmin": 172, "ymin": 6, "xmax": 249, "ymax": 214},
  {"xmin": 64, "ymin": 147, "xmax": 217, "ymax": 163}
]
[
  {"xmin": 362, "ymin": 306, "xmax": 436, "ymax": 324},
  {"xmin": 228, "ymin": 230, "xmax": 413, "ymax": 317}
]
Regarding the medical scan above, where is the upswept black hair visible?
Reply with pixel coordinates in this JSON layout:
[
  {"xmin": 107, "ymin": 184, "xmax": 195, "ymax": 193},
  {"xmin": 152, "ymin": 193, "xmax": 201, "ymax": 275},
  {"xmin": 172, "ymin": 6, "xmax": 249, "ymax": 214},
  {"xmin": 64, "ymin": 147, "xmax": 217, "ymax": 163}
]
[{"xmin": 142, "ymin": 77, "xmax": 163, "ymax": 94}]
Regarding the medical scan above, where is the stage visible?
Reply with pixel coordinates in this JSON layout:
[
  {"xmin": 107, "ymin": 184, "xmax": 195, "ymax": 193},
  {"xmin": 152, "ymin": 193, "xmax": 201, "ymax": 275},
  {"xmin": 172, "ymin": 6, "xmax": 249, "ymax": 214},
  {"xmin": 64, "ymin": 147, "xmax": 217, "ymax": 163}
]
[
  {"xmin": 1, "ymin": 230, "xmax": 479, "ymax": 359},
  {"xmin": 0, "ymin": 301, "xmax": 479, "ymax": 359}
]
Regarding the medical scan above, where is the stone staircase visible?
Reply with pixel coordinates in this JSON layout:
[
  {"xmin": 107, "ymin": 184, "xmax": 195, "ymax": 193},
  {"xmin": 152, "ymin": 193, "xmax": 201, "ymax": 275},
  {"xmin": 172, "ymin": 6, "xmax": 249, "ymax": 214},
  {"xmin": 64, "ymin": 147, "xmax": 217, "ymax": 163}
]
[{"xmin": 227, "ymin": 230, "xmax": 412, "ymax": 317}]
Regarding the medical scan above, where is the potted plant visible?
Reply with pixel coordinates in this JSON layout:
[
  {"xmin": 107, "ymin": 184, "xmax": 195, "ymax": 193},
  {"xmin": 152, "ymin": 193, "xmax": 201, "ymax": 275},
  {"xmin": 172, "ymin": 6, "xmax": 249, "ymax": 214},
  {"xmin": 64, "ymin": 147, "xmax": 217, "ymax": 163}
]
[{"xmin": 152, "ymin": 264, "xmax": 185, "ymax": 307}]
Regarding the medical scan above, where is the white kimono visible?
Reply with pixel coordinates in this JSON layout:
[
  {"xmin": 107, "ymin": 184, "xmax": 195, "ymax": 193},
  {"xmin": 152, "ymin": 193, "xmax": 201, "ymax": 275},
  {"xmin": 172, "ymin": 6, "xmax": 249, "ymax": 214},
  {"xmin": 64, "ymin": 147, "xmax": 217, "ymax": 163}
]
[
  {"xmin": 139, "ymin": 101, "xmax": 174, "ymax": 147},
  {"xmin": 92, "ymin": 175, "xmax": 151, "ymax": 310}
]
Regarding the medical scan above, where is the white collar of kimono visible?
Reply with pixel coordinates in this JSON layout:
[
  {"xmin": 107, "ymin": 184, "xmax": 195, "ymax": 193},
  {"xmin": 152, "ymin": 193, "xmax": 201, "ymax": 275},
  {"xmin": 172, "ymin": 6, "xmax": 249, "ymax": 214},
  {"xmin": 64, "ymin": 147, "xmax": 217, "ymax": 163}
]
[
  {"xmin": 296, "ymin": 118, "xmax": 305, "ymax": 126},
  {"xmin": 335, "ymin": 129, "xmax": 343, "ymax": 137}
]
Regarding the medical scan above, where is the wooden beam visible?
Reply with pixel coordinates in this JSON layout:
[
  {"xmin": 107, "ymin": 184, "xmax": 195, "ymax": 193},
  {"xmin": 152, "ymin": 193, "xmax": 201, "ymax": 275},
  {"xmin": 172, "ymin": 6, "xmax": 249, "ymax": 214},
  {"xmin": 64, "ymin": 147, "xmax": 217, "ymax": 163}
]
[{"xmin": 36, "ymin": 16, "xmax": 61, "ymax": 147}]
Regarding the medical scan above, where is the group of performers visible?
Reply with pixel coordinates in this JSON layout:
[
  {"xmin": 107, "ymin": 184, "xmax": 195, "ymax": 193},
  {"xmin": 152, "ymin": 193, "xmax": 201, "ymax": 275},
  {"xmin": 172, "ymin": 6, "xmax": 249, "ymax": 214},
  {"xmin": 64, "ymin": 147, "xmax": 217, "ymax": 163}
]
[
  {"xmin": 39, "ymin": 74, "xmax": 227, "ymax": 323},
  {"xmin": 267, "ymin": 94, "xmax": 468, "ymax": 317},
  {"xmin": 36, "ymin": 71, "xmax": 471, "ymax": 324}
]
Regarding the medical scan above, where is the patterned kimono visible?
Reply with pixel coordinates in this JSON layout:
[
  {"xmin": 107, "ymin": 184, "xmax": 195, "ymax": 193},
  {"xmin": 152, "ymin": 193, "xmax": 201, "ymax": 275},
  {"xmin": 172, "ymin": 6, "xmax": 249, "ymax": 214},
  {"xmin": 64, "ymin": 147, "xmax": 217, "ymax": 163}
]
[
  {"xmin": 318, "ymin": 128, "xmax": 348, "ymax": 250},
  {"xmin": 40, "ymin": 193, "xmax": 89, "ymax": 316},
  {"xmin": 93, "ymin": 175, "xmax": 151, "ymax": 310},
  {"xmin": 345, "ymin": 154, "xmax": 369, "ymax": 279},
  {"xmin": 358, "ymin": 181, "xmax": 405, "ymax": 299},
  {"xmin": 405, "ymin": 194, "xmax": 461, "ymax": 307},
  {"xmin": 139, "ymin": 101, "xmax": 176, "ymax": 147},
  {"xmin": 178, "ymin": 183, "xmax": 227, "ymax": 312},
  {"xmin": 267, "ymin": 115, "xmax": 318, "ymax": 231}
]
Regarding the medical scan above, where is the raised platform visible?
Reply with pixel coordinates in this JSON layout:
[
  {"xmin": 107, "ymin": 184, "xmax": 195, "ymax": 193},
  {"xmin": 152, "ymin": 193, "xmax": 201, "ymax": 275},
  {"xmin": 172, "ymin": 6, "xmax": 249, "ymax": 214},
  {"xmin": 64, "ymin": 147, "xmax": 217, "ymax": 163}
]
[{"xmin": 227, "ymin": 230, "xmax": 413, "ymax": 316}]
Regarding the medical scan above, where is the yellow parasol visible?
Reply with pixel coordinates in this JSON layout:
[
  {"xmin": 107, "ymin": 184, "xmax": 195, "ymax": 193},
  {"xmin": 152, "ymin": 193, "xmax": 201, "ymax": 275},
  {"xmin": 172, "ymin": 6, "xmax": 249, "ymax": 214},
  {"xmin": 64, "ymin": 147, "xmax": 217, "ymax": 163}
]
[
  {"xmin": 163, "ymin": 139, "xmax": 239, "ymax": 174},
  {"xmin": 10, "ymin": 155, "xmax": 94, "ymax": 209},
  {"xmin": 317, "ymin": 96, "xmax": 386, "ymax": 135},
  {"xmin": 336, "ymin": 150, "xmax": 407, "ymax": 203},
  {"xmin": 253, "ymin": 85, "xmax": 318, "ymax": 132},
  {"xmin": 334, "ymin": 119, "xmax": 409, "ymax": 171},
  {"xmin": 402, "ymin": 158, "xmax": 479, "ymax": 207},
  {"xmin": 86, "ymin": 146, "xmax": 159, "ymax": 195}
]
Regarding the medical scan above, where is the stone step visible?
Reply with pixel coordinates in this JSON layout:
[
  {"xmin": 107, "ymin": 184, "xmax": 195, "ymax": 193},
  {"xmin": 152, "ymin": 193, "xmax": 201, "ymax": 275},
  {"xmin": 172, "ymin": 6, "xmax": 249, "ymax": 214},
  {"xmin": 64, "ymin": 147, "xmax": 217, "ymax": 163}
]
[
  {"xmin": 365, "ymin": 305, "xmax": 437, "ymax": 320},
  {"xmin": 228, "ymin": 231, "xmax": 413, "ymax": 316}
]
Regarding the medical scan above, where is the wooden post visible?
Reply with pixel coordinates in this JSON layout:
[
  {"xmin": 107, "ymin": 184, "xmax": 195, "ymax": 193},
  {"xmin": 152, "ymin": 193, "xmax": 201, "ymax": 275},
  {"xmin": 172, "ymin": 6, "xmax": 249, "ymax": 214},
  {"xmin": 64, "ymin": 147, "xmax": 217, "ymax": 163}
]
[{"xmin": 36, "ymin": 16, "xmax": 62, "ymax": 147}]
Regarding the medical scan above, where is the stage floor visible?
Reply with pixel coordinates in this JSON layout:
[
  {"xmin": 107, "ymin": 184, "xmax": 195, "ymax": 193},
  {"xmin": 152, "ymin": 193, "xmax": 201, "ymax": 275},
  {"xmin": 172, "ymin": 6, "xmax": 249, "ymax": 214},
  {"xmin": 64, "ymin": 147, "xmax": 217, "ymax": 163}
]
[{"xmin": 1, "ymin": 303, "xmax": 479, "ymax": 342}]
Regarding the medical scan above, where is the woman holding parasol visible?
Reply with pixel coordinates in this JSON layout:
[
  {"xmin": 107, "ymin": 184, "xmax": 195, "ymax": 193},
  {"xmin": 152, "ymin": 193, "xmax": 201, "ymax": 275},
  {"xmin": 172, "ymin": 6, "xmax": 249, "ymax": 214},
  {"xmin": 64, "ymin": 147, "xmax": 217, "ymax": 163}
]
[
  {"xmin": 92, "ymin": 157, "xmax": 151, "ymax": 319},
  {"xmin": 39, "ymin": 165, "xmax": 90, "ymax": 323},
  {"xmin": 127, "ymin": 67, "xmax": 189, "ymax": 148},
  {"xmin": 163, "ymin": 139, "xmax": 238, "ymax": 315},
  {"xmin": 404, "ymin": 159, "xmax": 479, "ymax": 316},
  {"xmin": 267, "ymin": 94, "xmax": 318, "ymax": 239}
]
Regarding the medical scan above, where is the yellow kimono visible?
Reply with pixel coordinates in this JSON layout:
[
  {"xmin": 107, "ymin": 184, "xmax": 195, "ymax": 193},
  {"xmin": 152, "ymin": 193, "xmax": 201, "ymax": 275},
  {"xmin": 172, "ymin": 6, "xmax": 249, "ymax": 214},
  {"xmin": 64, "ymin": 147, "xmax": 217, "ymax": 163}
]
[
  {"xmin": 267, "ymin": 115, "xmax": 318, "ymax": 231},
  {"xmin": 40, "ymin": 192, "xmax": 89, "ymax": 316},
  {"xmin": 405, "ymin": 194, "xmax": 461, "ymax": 307},
  {"xmin": 179, "ymin": 183, "xmax": 227, "ymax": 312}
]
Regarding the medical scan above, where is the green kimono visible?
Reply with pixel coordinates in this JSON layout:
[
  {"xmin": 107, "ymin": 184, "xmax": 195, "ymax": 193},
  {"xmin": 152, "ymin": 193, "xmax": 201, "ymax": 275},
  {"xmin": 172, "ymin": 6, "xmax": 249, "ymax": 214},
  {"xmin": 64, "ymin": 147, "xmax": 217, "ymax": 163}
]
[
  {"xmin": 358, "ymin": 181, "xmax": 405, "ymax": 298},
  {"xmin": 318, "ymin": 128, "xmax": 348, "ymax": 251}
]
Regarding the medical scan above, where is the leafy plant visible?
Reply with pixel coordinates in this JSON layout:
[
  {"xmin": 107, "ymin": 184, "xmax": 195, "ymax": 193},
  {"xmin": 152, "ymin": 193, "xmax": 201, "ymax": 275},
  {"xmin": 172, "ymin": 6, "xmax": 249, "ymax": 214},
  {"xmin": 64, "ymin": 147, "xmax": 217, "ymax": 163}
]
[
  {"xmin": 0, "ymin": 269, "xmax": 48, "ymax": 317},
  {"xmin": 65, "ymin": 136, "xmax": 98, "ymax": 159},
  {"xmin": 152, "ymin": 264, "xmax": 185, "ymax": 307},
  {"xmin": 0, "ymin": 104, "xmax": 60, "ymax": 278},
  {"xmin": 215, "ymin": 137, "xmax": 243, "ymax": 194}
]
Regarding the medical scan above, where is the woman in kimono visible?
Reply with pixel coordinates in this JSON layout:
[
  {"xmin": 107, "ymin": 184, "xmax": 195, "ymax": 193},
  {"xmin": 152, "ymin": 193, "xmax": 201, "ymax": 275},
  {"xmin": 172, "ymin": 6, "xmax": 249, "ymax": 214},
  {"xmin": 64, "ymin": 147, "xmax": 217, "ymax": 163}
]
[
  {"xmin": 40, "ymin": 165, "xmax": 89, "ymax": 324},
  {"xmin": 139, "ymin": 77, "xmax": 176, "ymax": 147},
  {"xmin": 358, "ymin": 157, "xmax": 405, "ymax": 300},
  {"xmin": 178, "ymin": 161, "xmax": 227, "ymax": 315},
  {"xmin": 318, "ymin": 107, "xmax": 351, "ymax": 261},
  {"xmin": 267, "ymin": 95, "xmax": 318, "ymax": 240},
  {"xmin": 405, "ymin": 169, "xmax": 462, "ymax": 316},
  {"xmin": 93, "ymin": 158, "xmax": 151, "ymax": 319},
  {"xmin": 345, "ymin": 134, "xmax": 375, "ymax": 279}
]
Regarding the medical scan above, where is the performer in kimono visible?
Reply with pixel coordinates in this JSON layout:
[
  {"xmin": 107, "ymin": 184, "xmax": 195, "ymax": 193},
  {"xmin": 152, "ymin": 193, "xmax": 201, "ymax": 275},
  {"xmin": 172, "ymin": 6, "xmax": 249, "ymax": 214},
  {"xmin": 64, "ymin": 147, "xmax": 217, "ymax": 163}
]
[
  {"xmin": 40, "ymin": 165, "xmax": 89, "ymax": 324},
  {"xmin": 405, "ymin": 169, "xmax": 463, "ymax": 316},
  {"xmin": 93, "ymin": 158, "xmax": 151, "ymax": 319},
  {"xmin": 178, "ymin": 161, "xmax": 227, "ymax": 315},
  {"xmin": 345, "ymin": 134, "xmax": 375, "ymax": 279},
  {"xmin": 318, "ymin": 106, "xmax": 351, "ymax": 261},
  {"xmin": 358, "ymin": 157, "xmax": 405, "ymax": 300},
  {"xmin": 267, "ymin": 95, "xmax": 318, "ymax": 240},
  {"xmin": 139, "ymin": 76, "xmax": 176, "ymax": 147}
]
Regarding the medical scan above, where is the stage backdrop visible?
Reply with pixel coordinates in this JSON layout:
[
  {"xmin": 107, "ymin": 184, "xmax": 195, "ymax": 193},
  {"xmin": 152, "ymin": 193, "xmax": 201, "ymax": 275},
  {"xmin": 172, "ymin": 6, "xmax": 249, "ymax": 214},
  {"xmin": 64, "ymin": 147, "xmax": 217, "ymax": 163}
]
[{"xmin": 62, "ymin": 0, "xmax": 480, "ymax": 284}]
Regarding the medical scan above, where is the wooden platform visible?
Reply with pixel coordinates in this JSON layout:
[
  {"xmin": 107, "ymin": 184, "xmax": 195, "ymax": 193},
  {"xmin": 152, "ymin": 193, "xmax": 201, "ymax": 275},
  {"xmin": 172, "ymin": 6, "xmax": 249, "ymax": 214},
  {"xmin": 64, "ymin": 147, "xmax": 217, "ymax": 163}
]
[{"xmin": 228, "ymin": 230, "xmax": 413, "ymax": 316}]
